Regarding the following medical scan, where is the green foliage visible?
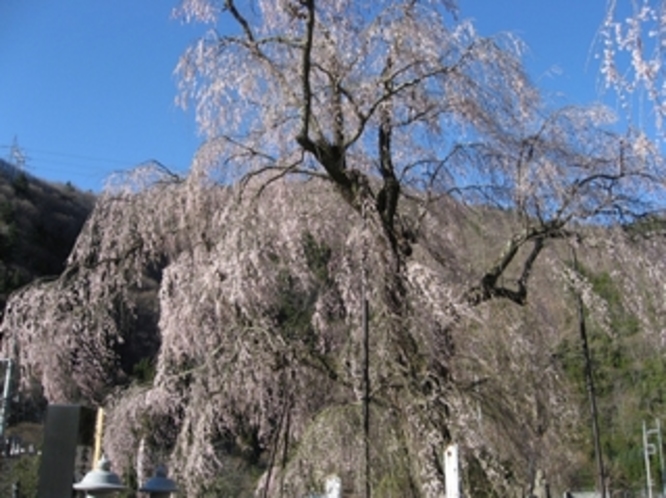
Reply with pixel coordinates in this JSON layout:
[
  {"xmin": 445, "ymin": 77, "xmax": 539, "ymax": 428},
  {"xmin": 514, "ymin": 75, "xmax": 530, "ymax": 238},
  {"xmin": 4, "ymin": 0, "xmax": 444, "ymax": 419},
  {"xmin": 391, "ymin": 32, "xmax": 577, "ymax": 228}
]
[
  {"xmin": 204, "ymin": 474, "xmax": 260, "ymax": 496},
  {"xmin": 0, "ymin": 454, "xmax": 41, "ymax": 498},
  {"xmin": 11, "ymin": 173, "xmax": 29, "ymax": 197},
  {"xmin": 120, "ymin": 465, "xmax": 138, "ymax": 498},
  {"xmin": 273, "ymin": 269, "xmax": 317, "ymax": 344},
  {"xmin": 302, "ymin": 231, "xmax": 331, "ymax": 284},
  {"xmin": 131, "ymin": 357, "xmax": 156, "ymax": 385},
  {"xmin": 463, "ymin": 456, "xmax": 502, "ymax": 498},
  {"xmin": 271, "ymin": 232, "xmax": 332, "ymax": 343},
  {"xmin": 199, "ymin": 456, "xmax": 264, "ymax": 497},
  {"xmin": 586, "ymin": 270, "xmax": 640, "ymax": 337},
  {"xmin": 623, "ymin": 214, "xmax": 666, "ymax": 239}
]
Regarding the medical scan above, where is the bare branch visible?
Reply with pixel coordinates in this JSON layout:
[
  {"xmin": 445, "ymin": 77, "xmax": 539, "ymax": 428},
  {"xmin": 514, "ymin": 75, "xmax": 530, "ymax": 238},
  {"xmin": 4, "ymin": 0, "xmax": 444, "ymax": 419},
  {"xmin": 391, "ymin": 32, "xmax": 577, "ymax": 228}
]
[
  {"xmin": 225, "ymin": 0, "xmax": 255, "ymax": 43},
  {"xmin": 464, "ymin": 221, "xmax": 568, "ymax": 306}
]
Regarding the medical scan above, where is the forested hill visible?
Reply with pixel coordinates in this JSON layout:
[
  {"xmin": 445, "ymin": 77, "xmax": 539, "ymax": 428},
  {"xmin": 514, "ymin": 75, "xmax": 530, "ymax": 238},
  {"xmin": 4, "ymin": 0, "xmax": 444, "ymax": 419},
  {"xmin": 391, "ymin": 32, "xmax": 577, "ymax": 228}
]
[{"xmin": 0, "ymin": 159, "xmax": 95, "ymax": 311}]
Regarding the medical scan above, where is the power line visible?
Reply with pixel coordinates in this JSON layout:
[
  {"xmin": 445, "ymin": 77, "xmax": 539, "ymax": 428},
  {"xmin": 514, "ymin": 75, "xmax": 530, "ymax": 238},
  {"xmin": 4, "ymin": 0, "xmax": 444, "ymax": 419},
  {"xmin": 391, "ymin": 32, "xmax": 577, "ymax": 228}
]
[
  {"xmin": 0, "ymin": 144, "xmax": 140, "ymax": 167},
  {"xmin": 0, "ymin": 143, "xmax": 189, "ymax": 191}
]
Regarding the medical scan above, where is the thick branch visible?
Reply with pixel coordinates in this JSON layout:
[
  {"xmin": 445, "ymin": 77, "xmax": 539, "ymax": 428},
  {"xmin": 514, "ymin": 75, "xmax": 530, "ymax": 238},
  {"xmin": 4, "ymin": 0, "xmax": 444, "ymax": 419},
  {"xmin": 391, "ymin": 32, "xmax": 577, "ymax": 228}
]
[
  {"xmin": 299, "ymin": 0, "xmax": 316, "ymax": 140},
  {"xmin": 376, "ymin": 56, "xmax": 403, "ymax": 255},
  {"xmin": 464, "ymin": 222, "xmax": 567, "ymax": 306},
  {"xmin": 292, "ymin": 1, "xmax": 361, "ymax": 207}
]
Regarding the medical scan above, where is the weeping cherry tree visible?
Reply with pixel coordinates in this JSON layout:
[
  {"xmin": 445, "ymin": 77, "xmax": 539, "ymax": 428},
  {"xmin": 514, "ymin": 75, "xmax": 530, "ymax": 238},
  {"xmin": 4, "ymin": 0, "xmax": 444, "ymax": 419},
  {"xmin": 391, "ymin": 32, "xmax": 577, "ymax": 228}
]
[
  {"xmin": 168, "ymin": 0, "xmax": 666, "ymax": 493},
  {"xmin": 3, "ymin": 1, "xmax": 665, "ymax": 497}
]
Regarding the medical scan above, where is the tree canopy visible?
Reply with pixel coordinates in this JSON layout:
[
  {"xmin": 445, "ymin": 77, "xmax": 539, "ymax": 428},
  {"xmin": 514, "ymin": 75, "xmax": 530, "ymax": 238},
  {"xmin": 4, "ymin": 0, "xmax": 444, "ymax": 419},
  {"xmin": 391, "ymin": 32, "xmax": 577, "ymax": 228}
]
[{"xmin": 175, "ymin": 0, "xmax": 665, "ymax": 303}]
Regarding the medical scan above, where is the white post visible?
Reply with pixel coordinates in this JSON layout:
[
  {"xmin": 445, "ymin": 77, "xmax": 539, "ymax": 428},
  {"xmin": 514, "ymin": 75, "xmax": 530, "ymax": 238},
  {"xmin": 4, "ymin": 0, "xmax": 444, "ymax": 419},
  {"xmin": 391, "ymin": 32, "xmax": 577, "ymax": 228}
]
[
  {"xmin": 325, "ymin": 474, "xmax": 341, "ymax": 498},
  {"xmin": 444, "ymin": 444, "xmax": 461, "ymax": 498},
  {"xmin": 644, "ymin": 420, "xmax": 654, "ymax": 498}
]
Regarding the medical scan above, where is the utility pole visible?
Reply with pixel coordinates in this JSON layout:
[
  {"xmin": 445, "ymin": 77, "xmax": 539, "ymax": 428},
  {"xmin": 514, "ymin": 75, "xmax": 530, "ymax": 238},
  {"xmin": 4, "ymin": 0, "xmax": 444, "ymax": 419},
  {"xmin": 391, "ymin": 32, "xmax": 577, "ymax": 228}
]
[
  {"xmin": 572, "ymin": 247, "xmax": 607, "ymax": 498},
  {"xmin": 657, "ymin": 419, "xmax": 666, "ymax": 497},
  {"xmin": 361, "ymin": 192, "xmax": 371, "ymax": 498},
  {"xmin": 643, "ymin": 419, "xmax": 666, "ymax": 498}
]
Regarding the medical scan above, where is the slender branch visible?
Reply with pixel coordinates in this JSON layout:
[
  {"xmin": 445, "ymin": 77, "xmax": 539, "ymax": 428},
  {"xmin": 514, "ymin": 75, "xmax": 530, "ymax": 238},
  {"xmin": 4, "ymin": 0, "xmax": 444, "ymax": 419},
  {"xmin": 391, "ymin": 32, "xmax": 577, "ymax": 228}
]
[
  {"xmin": 225, "ymin": 0, "xmax": 256, "ymax": 43},
  {"xmin": 240, "ymin": 163, "xmax": 331, "ymax": 191},
  {"xmin": 345, "ymin": 65, "xmax": 455, "ymax": 148},
  {"xmin": 217, "ymin": 8, "xmax": 301, "ymax": 105},
  {"xmin": 222, "ymin": 136, "xmax": 278, "ymax": 163}
]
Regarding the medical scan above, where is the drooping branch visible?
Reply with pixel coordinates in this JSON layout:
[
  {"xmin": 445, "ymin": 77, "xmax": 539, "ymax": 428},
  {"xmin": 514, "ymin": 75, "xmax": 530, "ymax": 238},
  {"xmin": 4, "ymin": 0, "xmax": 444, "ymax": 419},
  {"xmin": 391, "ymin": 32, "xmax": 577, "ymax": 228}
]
[{"xmin": 343, "ymin": 64, "xmax": 456, "ymax": 150}]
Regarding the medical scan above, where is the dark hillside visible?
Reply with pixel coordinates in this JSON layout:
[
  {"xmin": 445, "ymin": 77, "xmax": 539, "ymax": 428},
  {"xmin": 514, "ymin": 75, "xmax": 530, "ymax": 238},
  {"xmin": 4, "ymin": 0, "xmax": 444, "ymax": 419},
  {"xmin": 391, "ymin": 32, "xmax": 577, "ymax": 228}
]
[
  {"xmin": 0, "ymin": 160, "xmax": 95, "ymax": 494},
  {"xmin": 0, "ymin": 159, "xmax": 95, "ymax": 311}
]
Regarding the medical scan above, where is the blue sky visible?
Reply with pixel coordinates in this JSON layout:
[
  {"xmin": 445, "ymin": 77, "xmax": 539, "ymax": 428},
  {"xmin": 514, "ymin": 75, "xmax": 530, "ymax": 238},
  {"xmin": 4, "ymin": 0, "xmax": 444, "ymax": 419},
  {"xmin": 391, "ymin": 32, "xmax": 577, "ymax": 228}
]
[{"xmin": 0, "ymin": 1, "xmax": 611, "ymax": 191}]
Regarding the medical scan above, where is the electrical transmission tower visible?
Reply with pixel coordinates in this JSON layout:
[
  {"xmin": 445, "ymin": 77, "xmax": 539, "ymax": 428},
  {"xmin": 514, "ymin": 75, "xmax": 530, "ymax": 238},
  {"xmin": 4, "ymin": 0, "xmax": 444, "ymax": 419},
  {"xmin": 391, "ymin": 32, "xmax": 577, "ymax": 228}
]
[{"xmin": 8, "ymin": 137, "xmax": 27, "ymax": 176}]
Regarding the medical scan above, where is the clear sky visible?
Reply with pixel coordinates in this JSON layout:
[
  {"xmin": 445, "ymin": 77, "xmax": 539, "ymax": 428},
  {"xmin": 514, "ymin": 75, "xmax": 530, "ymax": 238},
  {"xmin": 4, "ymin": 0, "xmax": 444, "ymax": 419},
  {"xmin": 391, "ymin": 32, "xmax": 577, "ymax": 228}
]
[{"xmin": 0, "ymin": 1, "xmax": 612, "ymax": 191}]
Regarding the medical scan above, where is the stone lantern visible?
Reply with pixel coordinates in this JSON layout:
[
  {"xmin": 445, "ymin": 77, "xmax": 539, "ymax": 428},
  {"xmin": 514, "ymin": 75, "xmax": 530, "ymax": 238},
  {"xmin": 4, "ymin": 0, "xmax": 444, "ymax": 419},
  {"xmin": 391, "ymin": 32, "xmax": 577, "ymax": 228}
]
[
  {"xmin": 139, "ymin": 465, "xmax": 178, "ymax": 497},
  {"xmin": 73, "ymin": 455, "xmax": 125, "ymax": 497},
  {"xmin": 74, "ymin": 456, "xmax": 179, "ymax": 497}
]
